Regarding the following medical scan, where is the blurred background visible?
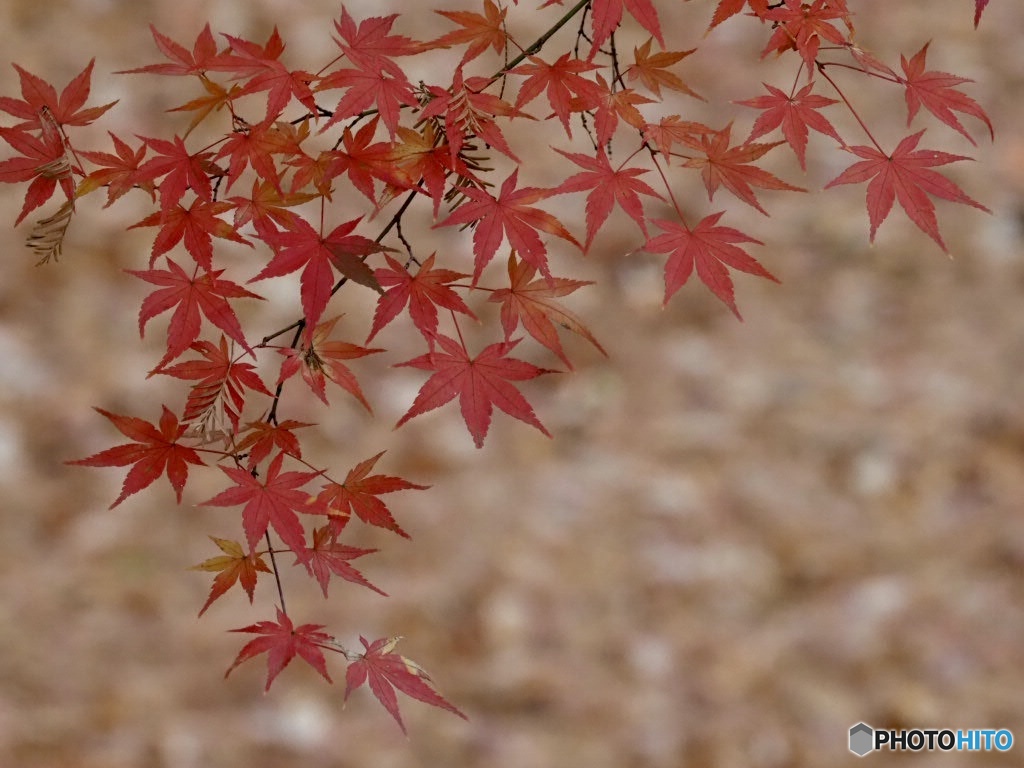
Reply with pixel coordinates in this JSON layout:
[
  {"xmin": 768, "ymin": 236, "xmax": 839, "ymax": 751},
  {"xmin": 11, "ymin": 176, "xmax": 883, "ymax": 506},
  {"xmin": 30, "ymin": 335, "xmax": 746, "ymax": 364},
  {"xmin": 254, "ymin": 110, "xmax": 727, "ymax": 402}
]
[{"xmin": 2, "ymin": 1, "xmax": 1023, "ymax": 766}]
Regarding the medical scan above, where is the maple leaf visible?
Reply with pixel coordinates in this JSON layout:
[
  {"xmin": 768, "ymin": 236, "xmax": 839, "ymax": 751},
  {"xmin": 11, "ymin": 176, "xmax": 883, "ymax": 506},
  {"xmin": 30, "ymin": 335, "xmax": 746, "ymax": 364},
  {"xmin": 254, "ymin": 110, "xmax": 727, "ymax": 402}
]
[
  {"xmin": 226, "ymin": 607, "xmax": 333, "ymax": 691},
  {"xmin": 429, "ymin": 0, "xmax": 509, "ymax": 63},
  {"xmin": 0, "ymin": 125, "xmax": 76, "ymax": 225},
  {"xmin": 130, "ymin": 199, "xmax": 250, "ymax": 272},
  {"xmin": 317, "ymin": 65, "xmax": 416, "ymax": 139},
  {"xmin": 234, "ymin": 419, "xmax": 311, "ymax": 470},
  {"xmin": 761, "ymin": 0, "xmax": 852, "ymax": 69},
  {"xmin": 191, "ymin": 535, "xmax": 272, "ymax": 616},
  {"xmin": 824, "ymin": 130, "xmax": 989, "ymax": 252},
  {"xmin": 77, "ymin": 132, "xmax": 153, "ymax": 207},
  {"xmin": 510, "ymin": 54, "xmax": 602, "ymax": 136},
  {"xmin": 385, "ymin": 123, "xmax": 477, "ymax": 216},
  {"xmin": 625, "ymin": 38, "xmax": 701, "ymax": 100},
  {"xmin": 975, "ymin": 0, "xmax": 990, "ymax": 27},
  {"xmin": 681, "ymin": 123, "xmax": 805, "ymax": 214},
  {"xmin": 344, "ymin": 636, "xmax": 467, "ymax": 734},
  {"xmin": 68, "ymin": 405, "xmax": 204, "ymax": 508},
  {"xmin": 228, "ymin": 178, "xmax": 316, "ymax": 239},
  {"xmin": 314, "ymin": 451, "xmax": 428, "ymax": 537},
  {"xmin": 736, "ymin": 81, "xmax": 842, "ymax": 170},
  {"xmin": 154, "ymin": 336, "xmax": 272, "ymax": 438},
  {"xmin": 128, "ymin": 259, "xmax": 262, "ymax": 365},
  {"xmin": 589, "ymin": 0, "xmax": 665, "ymax": 52},
  {"xmin": 707, "ymin": 0, "xmax": 771, "ymax": 31},
  {"xmin": 551, "ymin": 147, "xmax": 663, "ymax": 248},
  {"xmin": 168, "ymin": 77, "xmax": 245, "ymax": 137},
  {"xmin": 116, "ymin": 24, "xmax": 238, "ymax": 77},
  {"xmin": 419, "ymin": 67, "xmax": 528, "ymax": 164},
  {"xmin": 489, "ymin": 255, "xmax": 606, "ymax": 369},
  {"xmin": 216, "ymin": 120, "xmax": 304, "ymax": 192},
  {"xmin": 899, "ymin": 42, "xmax": 993, "ymax": 146},
  {"xmin": 645, "ymin": 211, "xmax": 776, "ymax": 318},
  {"xmin": 333, "ymin": 7, "xmax": 423, "ymax": 77},
  {"xmin": 301, "ymin": 525, "xmax": 384, "ymax": 598},
  {"xmin": 436, "ymin": 169, "xmax": 579, "ymax": 283},
  {"xmin": 277, "ymin": 315, "xmax": 382, "ymax": 410},
  {"xmin": 252, "ymin": 216, "xmax": 385, "ymax": 329},
  {"xmin": 396, "ymin": 334, "xmax": 554, "ymax": 448},
  {"xmin": 588, "ymin": 74, "xmax": 653, "ymax": 146},
  {"xmin": 135, "ymin": 135, "xmax": 216, "ymax": 213},
  {"xmin": 318, "ymin": 116, "xmax": 396, "ymax": 205},
  {"xmin": 221, "ymin": 29, "xmax": 319, "ymax": 122},
  {"xmin": 368, "ymin": 253, "xmax": 476, "ymax": 342},
  {"xmin": 0, "ymin": 59, "xmax": 116, "ymax": 131},
  {"xmin": 643, "ymin": 116, "xmax": 714, "ymax": 158},
  {"xmin": 203, "ymin": 451, "xmax": 320, "ymax": 557}
]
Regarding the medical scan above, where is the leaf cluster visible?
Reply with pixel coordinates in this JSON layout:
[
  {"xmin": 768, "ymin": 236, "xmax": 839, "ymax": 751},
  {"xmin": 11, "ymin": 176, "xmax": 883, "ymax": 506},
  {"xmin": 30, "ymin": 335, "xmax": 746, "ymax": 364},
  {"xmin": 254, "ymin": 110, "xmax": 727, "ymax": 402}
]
[{"xmin": 0, "ymin": 0, "xmax": 993, "ymax": 732}]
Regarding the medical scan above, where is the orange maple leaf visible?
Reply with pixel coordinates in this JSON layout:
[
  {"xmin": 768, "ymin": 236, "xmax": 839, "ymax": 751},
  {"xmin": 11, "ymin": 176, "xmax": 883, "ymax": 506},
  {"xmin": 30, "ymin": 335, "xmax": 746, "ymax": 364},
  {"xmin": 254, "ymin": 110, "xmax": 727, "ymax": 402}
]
[{"xmin": 191, "ymin": 536, "xmax": 272, "ymax": 616}]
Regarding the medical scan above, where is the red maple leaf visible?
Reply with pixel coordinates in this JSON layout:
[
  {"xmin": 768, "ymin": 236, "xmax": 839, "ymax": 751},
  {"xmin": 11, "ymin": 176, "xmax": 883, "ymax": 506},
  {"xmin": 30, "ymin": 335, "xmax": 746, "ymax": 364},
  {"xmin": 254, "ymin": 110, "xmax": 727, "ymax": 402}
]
[
  {"xmin": 429, "ymin": 0, "xmax": 509, "ymax": 64},
  {"xmin": 0, "ymin": 58, "xmax": 116, "ymax": 131},
  {"xmin": 202, "ymin": 451, "xmax": 320, "ymax": 557},
  {"xmin": 68, "ymin": 405, "xmax": 205, "ymax": 508},
  {"xmin": 135, "ymin": 135, "xmax": 216, "ymax": 213},
  {"xmin": 761, "ymin": 0, "xmax": 852, "ymax": 69},
  {"xmin": 154, "ymin": 336, "xmax": 272, "ymax": 436},
  {"xmin": 191, "ymin": 535, "xmax": 272, "ymax": 616},
  {"xmin": 824, "ymin": 130, "xmax": 989, "ymax": 252},
  {"xmin": 115, "ymin": 24, "xmax": 238, "ymax": 77},
  {"xmin": 975, "ymin": 0, "xmax": 990, "ymax": 27},
  {"xmin": 436, "ymin": 168, "xmax": 579, "ymax": 282},
  {"xmin": 77, "ymin": 132, "xmax": 153, "ymax": 207},
  {"xmin": 489, "ymin": 255, "xmax": 606, "ymax": 368},
  {"xmin": 277, "ymin": 315, "xmax": 382, "ymax": 410},
  {"xmin": 314, "ymin": 451, "xmax": 428, "ymax": 538},
  {"xmin": 551, "ymin": 147, "xmax": 663, "ymax": 248},
  {"xmin": 707, "ymin": 0, "xmax": 771, "ymax": 31},
  {"xmin": 384, "ymin": 123, "xmax": 477, "ymax": 216},
  {"xmin": 226, "ymin": 607, "xmax": 333, "ymax": 691},
  {"xmin": 642, "ymin": 116, "xmax": 714, "ymax": 158},
  {"xmin": 681, "ymin": 123, "xmax": 805, "ymax": 214},
  {"xmin": 644, "ymin": 212, "xmax": 776, "ymax": 318},
  {"xmin": 318, "ymin": 65, "xmax": 416, "ymax": 139},
  {"xmin": 510, "ymin": 53, "xmax": 602, "ymax": 136},
  {"xmin": 899, "ymin": 42, "xmax": 993, "ymax": 146},
  {"xmin": 589, "ymin": 0, "xmax": 664, "ymax": 51},
  {"xmin": 130, "ymin": 199, "xmax": 250, "ymax": 271},
  {"xmin": 220, "ymin": 29, "xmax": 319, "ymax": 121},
  {"xmin": 301, "ymin": 525, "xmax": 384, "ymax": 598},
  {"xmin": 344, "ymin": 636, "xmax": 467, "ymax": 734},
  {"xmin": 367, "ymin": 253, "xmax": 476, "ymax": 342},
  {"xmin": 588, "ymin": 74, "xmax": 653, "ymax": 146},
  {"xmin": 128, "ymin": 259, "xmax": 262, "ymax": 365},
  {"xmin": 419, "ymin": 67, "xmax": 527, "ymax": 164},
  {"xmin": 0, "ymin": 125, "xmax": 75, "ymax": 225},
  {"xmin": 396, "ymin": 334, "xmax": 554, "ymax": 448},
  {"xmin": 215, "ymin": 120, "xmax": 304, "ymax": 192},
  {"xmin": 319, "ymin": 117, "xmax": 391, "ymax": 204},
  {"xmin": 736, "ymin": 81, "xmax": 842, "ymax": 170},
  {"xmin": 333, "ymin": 7, "xmax": 423, "ymax": 77},
  {"xmin": 252, "ymin": 216, "xmax": 385, "ymax": 329},
  {"xmin": 234, "ymin": 419, "xmax": 311, "ymax": 470},
  {"xmin": 228, "ymin": 178, "xmax": 316, "ymax": 239}
]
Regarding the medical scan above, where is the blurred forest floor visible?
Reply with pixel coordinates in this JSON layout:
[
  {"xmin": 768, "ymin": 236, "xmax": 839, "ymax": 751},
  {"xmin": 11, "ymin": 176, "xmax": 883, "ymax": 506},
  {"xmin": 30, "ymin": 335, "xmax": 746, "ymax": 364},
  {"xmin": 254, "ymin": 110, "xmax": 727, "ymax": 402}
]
[{"xmin": 1, "ymin": 1, "xmax": 1023, "ymax": 766}]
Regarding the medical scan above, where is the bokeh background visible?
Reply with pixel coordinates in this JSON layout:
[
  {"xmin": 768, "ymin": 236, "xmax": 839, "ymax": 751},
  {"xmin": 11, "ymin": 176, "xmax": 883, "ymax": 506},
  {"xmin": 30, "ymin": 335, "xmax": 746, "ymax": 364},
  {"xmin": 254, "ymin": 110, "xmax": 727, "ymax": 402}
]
[{"xmin": 2, "ymin": 1, "xmax": 1023, "ymax": 766}]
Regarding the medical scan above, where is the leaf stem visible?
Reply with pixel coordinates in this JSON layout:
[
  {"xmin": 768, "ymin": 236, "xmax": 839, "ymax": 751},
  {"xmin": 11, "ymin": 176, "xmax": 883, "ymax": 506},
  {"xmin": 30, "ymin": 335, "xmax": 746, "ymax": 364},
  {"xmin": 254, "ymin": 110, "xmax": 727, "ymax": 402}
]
[{"xmin": 265, "ymin": 529, "xmax": 287, "ymax": 615}]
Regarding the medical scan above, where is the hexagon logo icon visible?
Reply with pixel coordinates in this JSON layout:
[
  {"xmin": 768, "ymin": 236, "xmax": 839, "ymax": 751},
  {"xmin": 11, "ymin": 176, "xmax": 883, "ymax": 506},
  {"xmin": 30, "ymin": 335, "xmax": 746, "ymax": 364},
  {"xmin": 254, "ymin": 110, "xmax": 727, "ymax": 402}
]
[{"xmin": 849, "ymin": 722, "xmax": 874, "ymax": 757}]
